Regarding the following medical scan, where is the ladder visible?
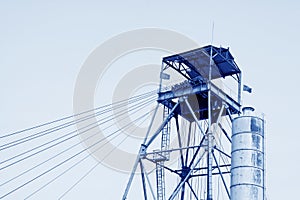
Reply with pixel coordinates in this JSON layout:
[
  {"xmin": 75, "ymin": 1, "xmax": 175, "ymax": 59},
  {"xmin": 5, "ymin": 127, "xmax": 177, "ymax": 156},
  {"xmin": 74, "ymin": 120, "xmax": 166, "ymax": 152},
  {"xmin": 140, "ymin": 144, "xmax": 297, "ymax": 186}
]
[
  {"xmin": 161, "ymin": 105, "xmax": 170, "ymax": 160},
  {"xmin": 154, "ymin": 105, "xmax": 170, "ymax": 200},
  {"xmin": 156, "ymin": 161, "xmax": 165, "ymax": 200}
]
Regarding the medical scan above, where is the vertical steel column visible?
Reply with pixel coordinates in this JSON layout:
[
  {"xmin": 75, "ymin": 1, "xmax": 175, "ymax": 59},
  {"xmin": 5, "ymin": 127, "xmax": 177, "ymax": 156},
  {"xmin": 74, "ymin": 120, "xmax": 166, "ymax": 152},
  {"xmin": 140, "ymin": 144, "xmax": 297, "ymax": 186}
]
[
  {"xmin": 207, "ymin": 88, "xmax": 213, "ymax": 200},
  {"xmin": 206, "ymin": 43, "xmax": 213, "ymax": 200}
]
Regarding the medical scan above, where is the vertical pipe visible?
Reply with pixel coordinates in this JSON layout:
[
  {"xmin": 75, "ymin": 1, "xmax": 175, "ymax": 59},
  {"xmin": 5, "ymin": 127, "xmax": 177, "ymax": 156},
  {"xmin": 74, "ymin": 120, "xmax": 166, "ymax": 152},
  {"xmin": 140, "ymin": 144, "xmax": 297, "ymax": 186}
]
[
  {"xmin": 237, "ymin": 72, "xmax": 242, "ymax": 108},
  {"xmin": 207, "ymin": 45, "xmax": 213, "ymax": 200},
  {"xmin": 140, "ymin": 161, "xmax": 148, "ymax": 200},
  {"xmin": 262, "ymin": 114, "xmax": 266, "ymax": 200}
]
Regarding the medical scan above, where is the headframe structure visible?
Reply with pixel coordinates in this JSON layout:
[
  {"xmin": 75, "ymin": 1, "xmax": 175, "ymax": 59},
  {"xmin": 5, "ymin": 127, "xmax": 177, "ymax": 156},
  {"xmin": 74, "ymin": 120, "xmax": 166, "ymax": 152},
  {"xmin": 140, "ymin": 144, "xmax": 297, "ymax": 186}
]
[{"xmin": 122, "ymin": 45, "xmax": 265, "ymax": 200}]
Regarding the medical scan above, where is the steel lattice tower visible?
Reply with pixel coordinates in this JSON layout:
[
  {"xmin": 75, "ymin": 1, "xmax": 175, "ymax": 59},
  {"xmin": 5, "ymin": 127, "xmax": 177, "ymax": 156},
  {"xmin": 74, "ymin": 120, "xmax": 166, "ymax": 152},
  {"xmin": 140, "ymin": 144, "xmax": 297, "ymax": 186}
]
[{"xmin": 122, "ymin": 45, "xmax": 264, "ymax": 200}]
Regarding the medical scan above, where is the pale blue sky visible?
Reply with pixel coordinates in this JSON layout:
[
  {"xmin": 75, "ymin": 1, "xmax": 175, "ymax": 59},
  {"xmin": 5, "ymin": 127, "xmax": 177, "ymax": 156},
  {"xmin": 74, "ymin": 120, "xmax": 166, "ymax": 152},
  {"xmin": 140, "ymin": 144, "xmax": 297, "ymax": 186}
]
[{"xmin": 1, "ymin": 1, "xmax": 300, "ymax": 199}]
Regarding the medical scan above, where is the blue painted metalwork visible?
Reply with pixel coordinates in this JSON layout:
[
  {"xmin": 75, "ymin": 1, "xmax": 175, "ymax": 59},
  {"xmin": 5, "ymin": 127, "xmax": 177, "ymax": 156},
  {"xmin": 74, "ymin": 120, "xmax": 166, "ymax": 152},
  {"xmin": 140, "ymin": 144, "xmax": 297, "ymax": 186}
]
[
  {"xmin": 162, "ymin": 45, "xmax": 241, "ymax": 81},
  {"xmin": 123, "ymin": 45, "xmax": 247, "ymax": 200},
  {"xmin": 158, "ymin": 45, "xmax": 241, "ymax": 122}
]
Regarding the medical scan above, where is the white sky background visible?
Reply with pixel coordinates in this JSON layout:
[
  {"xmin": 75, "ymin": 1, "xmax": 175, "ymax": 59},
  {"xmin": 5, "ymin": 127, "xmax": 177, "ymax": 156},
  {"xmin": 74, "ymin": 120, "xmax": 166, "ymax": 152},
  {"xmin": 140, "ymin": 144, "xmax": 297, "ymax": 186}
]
[{"xmin": 1, "ymin": 0, "xmax": 299, "ymax": 199}]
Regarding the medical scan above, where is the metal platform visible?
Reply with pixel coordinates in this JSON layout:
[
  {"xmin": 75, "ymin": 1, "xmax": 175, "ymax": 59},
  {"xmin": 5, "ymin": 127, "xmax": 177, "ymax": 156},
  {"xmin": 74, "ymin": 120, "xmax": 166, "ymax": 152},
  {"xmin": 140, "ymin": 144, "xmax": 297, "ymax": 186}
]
[
  {"xmin": 159, "ymin": 45, "xmax": 242, "ymax": 122},
  {"xmin": 162, "ymin": 45, "xmax": 241, "ymax": 81}
]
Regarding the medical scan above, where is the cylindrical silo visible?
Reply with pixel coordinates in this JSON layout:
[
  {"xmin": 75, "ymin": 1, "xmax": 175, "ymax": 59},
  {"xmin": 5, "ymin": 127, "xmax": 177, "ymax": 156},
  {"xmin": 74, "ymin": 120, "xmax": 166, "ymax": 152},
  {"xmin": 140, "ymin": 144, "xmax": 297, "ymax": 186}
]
[{"xmin": 231, "ymin": 107, "xmax": 265, "ymax": 200}]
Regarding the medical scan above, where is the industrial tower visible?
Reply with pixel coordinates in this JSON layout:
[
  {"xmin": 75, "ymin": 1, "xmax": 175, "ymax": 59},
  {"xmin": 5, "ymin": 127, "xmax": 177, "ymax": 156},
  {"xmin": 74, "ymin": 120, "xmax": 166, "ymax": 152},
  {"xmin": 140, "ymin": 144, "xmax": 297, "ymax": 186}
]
[{"xmin": 122, "ymin": 45, "xmax": 265, "ymax": 200}]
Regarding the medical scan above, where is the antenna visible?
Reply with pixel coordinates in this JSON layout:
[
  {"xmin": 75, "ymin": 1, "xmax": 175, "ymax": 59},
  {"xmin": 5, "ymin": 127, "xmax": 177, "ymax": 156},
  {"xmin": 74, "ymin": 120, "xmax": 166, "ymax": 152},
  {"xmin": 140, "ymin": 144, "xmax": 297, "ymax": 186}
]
[{"xmin": 211, "ymin": 21, "xmax": 214, "ymax": 45}]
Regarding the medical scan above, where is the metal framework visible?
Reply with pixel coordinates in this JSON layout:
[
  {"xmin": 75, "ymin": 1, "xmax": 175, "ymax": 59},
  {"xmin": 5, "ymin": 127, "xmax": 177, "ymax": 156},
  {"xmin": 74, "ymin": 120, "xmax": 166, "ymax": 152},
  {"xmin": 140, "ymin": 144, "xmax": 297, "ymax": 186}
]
[{"xmin": 122, "ymin": 45, "xmax": 242, "ymax": 200}]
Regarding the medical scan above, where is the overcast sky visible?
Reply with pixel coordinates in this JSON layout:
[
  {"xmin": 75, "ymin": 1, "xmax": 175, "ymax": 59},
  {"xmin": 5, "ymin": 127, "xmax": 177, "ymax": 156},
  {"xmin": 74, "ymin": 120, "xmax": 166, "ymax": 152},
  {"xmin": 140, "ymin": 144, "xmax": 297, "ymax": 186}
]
[{"xmin": 1, "ymin": 1, "xmax": 300, "ymax": 199}]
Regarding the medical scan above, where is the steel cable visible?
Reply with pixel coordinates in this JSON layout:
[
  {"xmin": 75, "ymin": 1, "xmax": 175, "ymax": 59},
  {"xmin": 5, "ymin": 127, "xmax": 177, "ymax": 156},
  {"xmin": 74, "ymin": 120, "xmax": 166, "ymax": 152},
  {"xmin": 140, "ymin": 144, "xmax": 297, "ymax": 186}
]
[
  {"xmin": 27, "ymin": 109, "xmax": 153, "ymax": 200},
  {"xmin": 0, "ymin": 97, "xmax": 155, "ymax": 187},
  {"xmin": 0, "ymin": 91, "xmax": 157, "ymax": 150},
  {"xmin": 0, "ymin": 95, "xmax": 156, "ymax": 166},
  {"xmin": 0, "ymin": 108, "xmax": 153, "ymax": 199},
  {"xmin": 0, "ymin": 96, "xmax": 156, "ymax": 172},
  {"xmin": 0, "ymin": 89, "xmax": 157, "ymax": 139}
]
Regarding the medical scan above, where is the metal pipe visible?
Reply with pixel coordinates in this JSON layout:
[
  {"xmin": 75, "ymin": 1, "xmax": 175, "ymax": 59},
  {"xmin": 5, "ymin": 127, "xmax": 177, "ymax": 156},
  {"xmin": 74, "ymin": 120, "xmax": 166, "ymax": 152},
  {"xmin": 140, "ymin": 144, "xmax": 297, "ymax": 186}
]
[
  {"xmin": 142, "ymin": 162, "xmax": 157, "ymax": 200},
  {"xmin": 207, "ymin": 44, "xmax": 213, "ymax": 200},
  {"xmin": 168, "ymin": 151, "xmax": 206, "ymax": 200},
  {"xmin": 183, "ymin": 97, "xmax": 205, "ymax": 136},
  {"xmin": 212, "ymin": 152, "xmax": 230, "ymax": 198},
  {"xmin": 145, "ymin": 101, "xmax": 179, "ymax": 147},
  {"xmin": 140, "ymin": 161, "xmax": 148, "ymax": 200}
]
